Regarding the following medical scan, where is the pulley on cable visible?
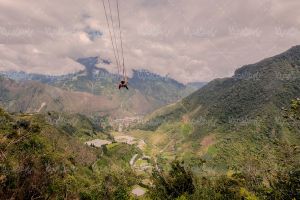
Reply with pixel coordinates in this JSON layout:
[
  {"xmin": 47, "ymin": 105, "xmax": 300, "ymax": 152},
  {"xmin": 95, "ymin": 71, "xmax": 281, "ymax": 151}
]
[{"xmin": 101, "ymin": 0, "xmax": 128, "ymax": 90}]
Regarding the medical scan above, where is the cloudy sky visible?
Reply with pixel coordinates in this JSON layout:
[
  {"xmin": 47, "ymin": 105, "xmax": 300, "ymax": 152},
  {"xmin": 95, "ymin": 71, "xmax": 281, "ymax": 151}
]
[{"xmin": 0, "ymin": 0, "xmax": 299, "ymax": 82}]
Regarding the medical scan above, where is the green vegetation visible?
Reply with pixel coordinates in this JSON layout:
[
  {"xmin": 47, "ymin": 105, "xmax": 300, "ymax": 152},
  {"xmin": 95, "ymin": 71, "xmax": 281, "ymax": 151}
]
[
  {"xmin": 0, "ymin": 108, "xmax": 140, "ymax": 199},
  {"xmin": 132, "ymin": 97, "xmax": 300, "ymax": 199},
  {"xmin": 45, "ymin": 111, "xmax": 113, "ymax": 140},
  {"xmin": 149, "ymin": 161, "xmax": 195, "ymax": 199},
  {"xmin": 148, "ymin": 146, "xmax": 299, "ymax": 199},
  {"xmin": 285, "ymin": 98, "xmax": 300, "ymax": 129}
]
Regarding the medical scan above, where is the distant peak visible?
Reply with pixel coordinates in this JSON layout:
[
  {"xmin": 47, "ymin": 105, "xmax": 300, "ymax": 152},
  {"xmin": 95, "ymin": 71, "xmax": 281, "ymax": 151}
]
[
  {"xmin": 289, "ymin": 45, "xmax": 300, "ymax": 50},
  {"xmin": 132, "ymin": 69, "xmax": 159, "ymax": 76},
  {"xmin": 75, "ymin": 57, "xmax": 112, "ymax": 79},
  {"xmin": 234, "ymin": 45, "xmax": 300, "ymax": 78},
  {"xmin": 76, "ymin": 57, "xmax": 111, "ymax": 69},
  {"xmin": 132, "ymin": 69, "xmax": 168, "ymax": 81},
  {"xmin": 286, "ymin": 45, "xmax": 300, "ymax": 54}
]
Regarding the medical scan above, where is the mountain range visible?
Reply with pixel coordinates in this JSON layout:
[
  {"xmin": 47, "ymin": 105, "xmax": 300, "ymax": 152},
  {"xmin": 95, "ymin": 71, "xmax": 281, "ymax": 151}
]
[{"xmin": 0, "ymin": 57, "xmax": 206, "ymax": 117}]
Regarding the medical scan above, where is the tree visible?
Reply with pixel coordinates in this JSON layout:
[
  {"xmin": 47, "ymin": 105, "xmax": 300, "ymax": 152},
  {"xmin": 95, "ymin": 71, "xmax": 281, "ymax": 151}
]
[
  {"xmin": 291, "ymin": 98, "xmax": 300, "ymax": 119},
  {"xmin": 150, "ymin": 160, "xmax": 195, "ymax": 199},
  {"xmin": 284, "ymin": 98, "xmax": 300, "ymax": 129}
]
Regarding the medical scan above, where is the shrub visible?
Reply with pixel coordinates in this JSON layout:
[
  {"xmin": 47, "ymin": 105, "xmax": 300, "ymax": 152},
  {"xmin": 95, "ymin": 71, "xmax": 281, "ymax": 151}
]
[
  {"xmin": 16, "ymin": 119, "xmax": 30, "ymax": 129},
  {"xmin": 150, "ymin": 160, "xmax": 195, "ymax": 199}
]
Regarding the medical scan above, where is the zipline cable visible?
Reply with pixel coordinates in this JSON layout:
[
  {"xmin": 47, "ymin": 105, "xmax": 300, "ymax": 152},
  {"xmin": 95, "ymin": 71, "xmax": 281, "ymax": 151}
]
[
  {"xmin": 101, "ymin": 0, "xmax": 121, "ymax": 76},
  {"xmin": 116, "ymin": 0, "xmax": 126, "ymax": 80},
  {"xmin": 107, "ymin": 0, "xmax": 122, "ymax": 78}
]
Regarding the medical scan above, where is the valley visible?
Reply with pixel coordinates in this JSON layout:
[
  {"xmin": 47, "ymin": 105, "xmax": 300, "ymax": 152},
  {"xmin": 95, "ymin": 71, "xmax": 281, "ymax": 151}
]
[
  {"xmin": 84, "ymin": 131, "xmax": 150, "ymax": 198},
  {"xmin": 84, "ymin": 46, "xmax": 300, "ymax": 199},
  {"xmin": 1, "ymin": 46, "xmax": 300, "ymax": 199},
  {"xmin": 1, "ymin": 0, "xmax": 300, "ymax": 199}
]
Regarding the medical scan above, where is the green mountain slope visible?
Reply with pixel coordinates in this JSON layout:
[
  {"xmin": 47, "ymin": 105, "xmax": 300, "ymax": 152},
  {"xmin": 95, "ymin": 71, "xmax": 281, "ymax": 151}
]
[
  {"xmin": 143, "ymin": 45, "xmax": 300, "ymax": 129},
  {"xmin": 0, "ymin": 76, "xmax": 122, "ymax": 116},
  {"xmin": 0, "ymin": 107, "xmax": 140, "ymax": 199},
  {"xmin": 123, "ymin": 46, "xmax": 300, "ymax": 200},
  {"xmin": 133, "ymin": 46, "xmax": 300, "ymax": 174}
]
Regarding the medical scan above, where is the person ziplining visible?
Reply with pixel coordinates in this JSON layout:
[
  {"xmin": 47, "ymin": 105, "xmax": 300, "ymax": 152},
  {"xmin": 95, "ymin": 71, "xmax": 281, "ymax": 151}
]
[
  {"xmin": 101, "ymin": 0, "xmax": 128, "ymax": 90},
  {"xmin": 118, "ymin": 80, "xmax": 128, "ymax": 90}
]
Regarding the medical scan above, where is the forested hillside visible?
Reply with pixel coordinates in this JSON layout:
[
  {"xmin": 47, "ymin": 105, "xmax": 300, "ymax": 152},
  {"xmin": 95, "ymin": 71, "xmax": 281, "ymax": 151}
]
[{"xmin": 0, "ymin": 108, "xmax": 141, "ymax": 199}]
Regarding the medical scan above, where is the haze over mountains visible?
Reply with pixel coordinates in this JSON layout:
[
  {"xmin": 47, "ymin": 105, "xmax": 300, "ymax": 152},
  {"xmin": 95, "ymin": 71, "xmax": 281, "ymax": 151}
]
[{"xmin": 0, "ymin": 57, "xmax": 205, "ymax": 117}]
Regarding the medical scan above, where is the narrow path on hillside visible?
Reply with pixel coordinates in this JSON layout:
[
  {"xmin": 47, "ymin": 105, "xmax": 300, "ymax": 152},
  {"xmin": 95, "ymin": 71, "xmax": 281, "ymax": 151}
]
[
  {"xmin": 86, "ymin": 131, "xmax": 150, "ymax": 197},
  {"xmin": 130, "ymin": 154, "xmax": 138, "ymax": 166}
]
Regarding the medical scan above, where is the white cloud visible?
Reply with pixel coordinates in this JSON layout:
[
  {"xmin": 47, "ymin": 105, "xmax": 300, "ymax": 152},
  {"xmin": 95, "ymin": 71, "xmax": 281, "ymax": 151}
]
[
  {"xmin": 0, "ymin": 0, "xmax": 300, "ymax": 82},
  {"xmin": 78, "ymin": 32, "xmax": 92, "ymax": 44}
]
